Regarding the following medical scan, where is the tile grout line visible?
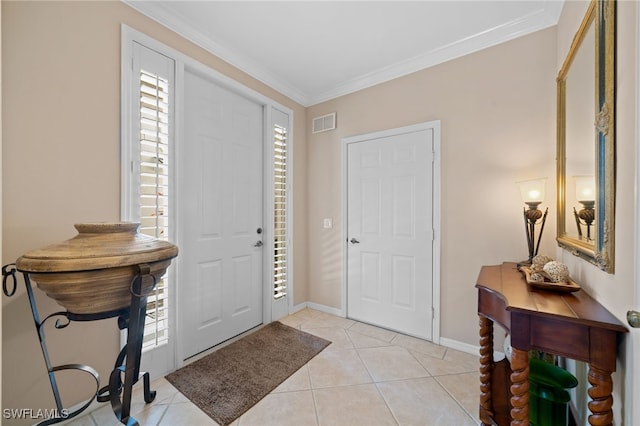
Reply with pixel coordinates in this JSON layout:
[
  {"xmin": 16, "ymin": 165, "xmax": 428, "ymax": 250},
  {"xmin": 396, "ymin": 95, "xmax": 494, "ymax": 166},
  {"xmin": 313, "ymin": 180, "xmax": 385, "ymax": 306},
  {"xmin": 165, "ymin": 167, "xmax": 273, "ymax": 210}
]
[
  {"xmin": 406, "ymin": 347, "xmax": 436, "ymax": 378},
  {"xmin": 432, "ymin": 374, "xmax": 480, "ymax": 424},
  {"xmin": 352, "ymin": 326, "xmax": 417, "ymax": 426},
  {"xmin": 151, "ymin": 402, "xmax": 171, "ymax": 426},
  {"xmin": 305, "ymin": 315, "xmax": 322, "ymax": 426},
  {"xmin": 372, "ymin": 381, "xmax": 402, "ymax": 426}
]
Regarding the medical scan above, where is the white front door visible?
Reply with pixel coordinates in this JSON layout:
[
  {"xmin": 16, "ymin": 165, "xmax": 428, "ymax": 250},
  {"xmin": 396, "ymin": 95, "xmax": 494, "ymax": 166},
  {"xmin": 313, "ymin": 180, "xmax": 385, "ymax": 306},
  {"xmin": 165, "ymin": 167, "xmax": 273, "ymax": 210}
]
[
  {"xmin": 346, "ymin": 125, "xmax": 435, "ymax": 340},
  {"xmin": 180, "ymin": 68, "xmax": 264, "ymax": 359}
]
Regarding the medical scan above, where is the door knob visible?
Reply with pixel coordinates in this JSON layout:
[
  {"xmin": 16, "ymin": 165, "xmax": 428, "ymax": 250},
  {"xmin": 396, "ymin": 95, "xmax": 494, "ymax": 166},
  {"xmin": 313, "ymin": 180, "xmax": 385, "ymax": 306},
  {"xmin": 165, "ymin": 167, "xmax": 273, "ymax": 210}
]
[
  {"xmin": 350, "ymin": 238, "xmax": 360, "ymax": 244},
  {"xmin": 627, "ymin": 310, "xmax": 640, "ymax": 328},
  {"xmin": 254, "ymin": 241, "xmax": 263, "ymax": 247}
]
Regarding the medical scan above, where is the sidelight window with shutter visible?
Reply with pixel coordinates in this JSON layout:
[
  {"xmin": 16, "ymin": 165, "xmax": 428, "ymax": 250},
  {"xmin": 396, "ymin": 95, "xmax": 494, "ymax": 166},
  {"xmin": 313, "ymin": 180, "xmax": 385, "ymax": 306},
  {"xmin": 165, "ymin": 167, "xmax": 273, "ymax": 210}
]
[
  {"xmin": 123, "ymin": 35, "xmax": 177, "ymax": 377},
  {"xmin": 273, "ymin": 124, "xmax": 288, "ymax": 300},
  {"xmin": 124, "ymin": 40, "xmax": 176, "ymax": 357},
  {"xmin": 138, "ymin": 69, "xmax": 171, "ymax": 350}
]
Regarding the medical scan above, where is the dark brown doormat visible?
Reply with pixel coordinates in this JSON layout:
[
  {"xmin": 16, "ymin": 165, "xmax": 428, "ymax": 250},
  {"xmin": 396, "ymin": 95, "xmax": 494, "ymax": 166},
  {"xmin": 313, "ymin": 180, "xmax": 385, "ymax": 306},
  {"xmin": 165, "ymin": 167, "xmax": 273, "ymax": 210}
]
[{"xmin": 165, "ymin": 321, "xmax": 331, "ymax": 425}]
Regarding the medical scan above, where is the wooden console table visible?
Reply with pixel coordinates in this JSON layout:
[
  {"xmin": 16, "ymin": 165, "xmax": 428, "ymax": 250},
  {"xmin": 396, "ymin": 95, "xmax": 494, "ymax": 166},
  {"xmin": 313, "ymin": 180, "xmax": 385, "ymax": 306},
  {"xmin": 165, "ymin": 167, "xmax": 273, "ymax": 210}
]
[{"xmin": 476, "ymin": 262, "xmax": 627, "ymax": 426}]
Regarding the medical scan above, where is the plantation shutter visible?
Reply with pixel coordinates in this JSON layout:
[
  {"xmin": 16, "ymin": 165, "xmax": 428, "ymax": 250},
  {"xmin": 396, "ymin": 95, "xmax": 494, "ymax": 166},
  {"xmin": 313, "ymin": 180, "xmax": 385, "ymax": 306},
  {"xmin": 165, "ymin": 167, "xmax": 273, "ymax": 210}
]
[
  {"xmin": 127, "ymin": 41, "xmax": 175, "ymax": 353},
  {"xmin": 273, "ymin": 124, "xmax": 288, "ymax": 300},
  {"xmin": 138, "ymin": 69, "xmax": 171, "ymax": 350}
]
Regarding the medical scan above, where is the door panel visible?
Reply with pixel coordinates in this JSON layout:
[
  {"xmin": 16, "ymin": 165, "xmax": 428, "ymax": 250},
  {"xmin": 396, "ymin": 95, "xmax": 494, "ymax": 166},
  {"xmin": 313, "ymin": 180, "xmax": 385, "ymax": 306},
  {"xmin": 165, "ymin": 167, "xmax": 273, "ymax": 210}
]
[
  {"xmin": 181, "ymin": 69, "xmax": 263, "ymax": 359},
  {"xmin": 347, "ymin": 128, "xmax": 433, "ymax": 340},
  {"xmin": 361, "ymin": 252, "xmax": 381, "ymax": 301},
  {"xmin": 392, "ymin": 255, "xmax": 415, "ymax": 308},
  {"xmin": 198, "ymin": 260, "xmax": 222, "ymax": 326}
]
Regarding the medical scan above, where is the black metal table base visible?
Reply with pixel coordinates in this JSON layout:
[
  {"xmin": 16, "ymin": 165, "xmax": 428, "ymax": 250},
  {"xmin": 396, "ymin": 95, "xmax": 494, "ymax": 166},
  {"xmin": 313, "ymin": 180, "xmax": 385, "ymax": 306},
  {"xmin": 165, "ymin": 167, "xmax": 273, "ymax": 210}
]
[{"xmin": 2, "ymin": 263, "xmax": 157, "ymax": 425}]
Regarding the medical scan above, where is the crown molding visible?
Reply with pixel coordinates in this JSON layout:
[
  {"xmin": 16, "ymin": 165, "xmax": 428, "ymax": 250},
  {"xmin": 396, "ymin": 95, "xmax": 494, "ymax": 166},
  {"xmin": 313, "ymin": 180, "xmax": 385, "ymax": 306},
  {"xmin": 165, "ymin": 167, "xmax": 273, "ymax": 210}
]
[
  {"xmin": 123, "ymin": 0, "xmax": 310, "ymax": 106},
  {"xmin": 123, "ymin": 1, "xmax": 563, "ymax": 107},
  {"xmin": 307, "ymin": 2, "xmax": 563, "ymax": 106}
]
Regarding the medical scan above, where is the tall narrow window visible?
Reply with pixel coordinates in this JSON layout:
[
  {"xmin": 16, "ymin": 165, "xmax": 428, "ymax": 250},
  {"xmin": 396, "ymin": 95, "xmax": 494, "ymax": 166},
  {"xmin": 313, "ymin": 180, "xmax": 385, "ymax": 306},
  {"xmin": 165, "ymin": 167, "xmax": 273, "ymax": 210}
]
[
  {"xmin": 273, "ymin": 124, "xmax": 288, "ymax": 300},
  {"xmin": 139, "ymin": 69, "xmax": 170, "ymax": 350}
]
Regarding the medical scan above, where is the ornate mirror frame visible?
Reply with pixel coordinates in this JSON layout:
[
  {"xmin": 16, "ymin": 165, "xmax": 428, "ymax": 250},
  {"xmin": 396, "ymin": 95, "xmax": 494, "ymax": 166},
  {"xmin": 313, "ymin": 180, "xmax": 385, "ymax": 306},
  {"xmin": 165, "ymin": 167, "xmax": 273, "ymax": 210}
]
[{"xmin": 557, "ymin": 0, "xmax": 616, "ymax": 273}]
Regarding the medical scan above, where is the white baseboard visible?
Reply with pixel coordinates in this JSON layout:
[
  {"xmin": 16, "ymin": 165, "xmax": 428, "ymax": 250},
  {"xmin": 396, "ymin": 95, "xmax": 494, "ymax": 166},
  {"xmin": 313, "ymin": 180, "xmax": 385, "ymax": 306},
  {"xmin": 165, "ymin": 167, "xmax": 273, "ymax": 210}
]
[
  {"xmin": 305, "ymin": 302, "xmax": 345, "ymax": 317},
  {"xmin": 439, "ymin": 337, "xmax": 479, "ymax": 356},
  {"xmin": 291, "ymin": 301, "xmax": 309, "ymax": 314},
  {"xmin": 440, "ymin": 336, "xmax": 506, "ymax": 360},
  {"xmin": 293, "ymin": 301, "xmax": 345, "ymax": 317}
]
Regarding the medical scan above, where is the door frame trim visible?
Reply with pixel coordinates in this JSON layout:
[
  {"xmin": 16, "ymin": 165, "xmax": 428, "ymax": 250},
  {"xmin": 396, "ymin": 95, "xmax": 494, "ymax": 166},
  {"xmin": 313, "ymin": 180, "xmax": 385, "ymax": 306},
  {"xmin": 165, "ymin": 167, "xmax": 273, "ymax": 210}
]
[
  {"xmin": 341, "ymin": 120, "xmax": 441, "ymax": 344},
  {"xmin": 120, "ymin": 25, "xmax": 294, "ymax": 373},
  {"xmin": 176, "ymin": 61, "xmax": 294, "ymax": 364}
]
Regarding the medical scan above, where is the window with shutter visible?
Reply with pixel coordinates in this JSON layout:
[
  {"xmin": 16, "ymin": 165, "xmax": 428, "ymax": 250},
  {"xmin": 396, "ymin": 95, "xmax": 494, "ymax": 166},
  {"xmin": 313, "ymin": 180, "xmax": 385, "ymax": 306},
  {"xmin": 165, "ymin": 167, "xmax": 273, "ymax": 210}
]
[
  {"xmin": 273, "ymin": 124, "xmax": 288, "ymax": 300},
  {"xmin": 138, "ymin": 69, "xmax": 171, "ymax": 350}
]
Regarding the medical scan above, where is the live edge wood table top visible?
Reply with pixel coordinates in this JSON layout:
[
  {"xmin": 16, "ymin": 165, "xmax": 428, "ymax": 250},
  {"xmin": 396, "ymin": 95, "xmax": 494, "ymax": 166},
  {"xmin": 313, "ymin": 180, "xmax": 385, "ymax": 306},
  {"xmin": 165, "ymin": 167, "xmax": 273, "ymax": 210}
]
[{"xmin": 476, "ymin": 262, "xmax": 627, "ymax": 426}]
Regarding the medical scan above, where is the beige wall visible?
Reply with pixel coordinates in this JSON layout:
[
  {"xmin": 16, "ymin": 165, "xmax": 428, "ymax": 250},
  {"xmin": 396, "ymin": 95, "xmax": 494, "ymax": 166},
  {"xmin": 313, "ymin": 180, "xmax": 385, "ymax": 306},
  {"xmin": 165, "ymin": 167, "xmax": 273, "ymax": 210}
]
[
  {"xmin": 307, "ymin": 27, "xmax": 558, "ymax": 344},
  {"xmin": 555, "ymin": 1, "xmax": 637, "ymax": 424},
  {"xmin": 1, "ymin": 1, "xmax": 306, "ymax": 417}
]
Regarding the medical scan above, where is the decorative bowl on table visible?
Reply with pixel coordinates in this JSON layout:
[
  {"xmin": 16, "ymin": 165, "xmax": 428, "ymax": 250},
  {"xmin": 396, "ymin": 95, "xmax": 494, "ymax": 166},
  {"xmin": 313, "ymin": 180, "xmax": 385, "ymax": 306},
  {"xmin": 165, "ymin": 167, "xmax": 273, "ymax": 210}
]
[
  {"xmin": 15, "ymin": 222, "xmax": 178, "ymax": 315},
  {"xmin": 520, "ymin": 266, "xmax": 581, "ymax": 293}
]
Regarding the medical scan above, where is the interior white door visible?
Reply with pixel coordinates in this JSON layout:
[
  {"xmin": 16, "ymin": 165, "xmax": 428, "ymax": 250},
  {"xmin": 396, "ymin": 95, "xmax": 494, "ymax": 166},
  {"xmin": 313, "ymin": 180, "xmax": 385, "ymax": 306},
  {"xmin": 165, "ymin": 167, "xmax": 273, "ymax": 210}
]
[
  {"xmin": 180, "ymin": 69, "xmax": 264, "ymax": 359},
  {"xmin": 347, "ymin": 128, "xmax": 434, "ymax": 340}
]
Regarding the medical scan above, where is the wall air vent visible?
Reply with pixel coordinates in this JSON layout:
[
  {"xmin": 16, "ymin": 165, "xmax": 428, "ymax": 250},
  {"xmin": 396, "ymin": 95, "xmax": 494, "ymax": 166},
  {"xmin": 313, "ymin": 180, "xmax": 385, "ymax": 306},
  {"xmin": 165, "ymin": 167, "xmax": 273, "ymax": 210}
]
[{"xmin": 312, "ymin": 112, "xmax": 337, "ymax": 134}]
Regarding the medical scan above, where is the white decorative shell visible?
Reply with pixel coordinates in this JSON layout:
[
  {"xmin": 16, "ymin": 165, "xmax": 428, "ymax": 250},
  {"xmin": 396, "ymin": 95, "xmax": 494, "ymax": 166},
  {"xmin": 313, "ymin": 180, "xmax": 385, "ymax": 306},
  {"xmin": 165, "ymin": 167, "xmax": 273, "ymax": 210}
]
[
  {"xmin": 531, "ymin": 255, "xmax": 553, "ymax": 273},
  {"xmin": 530, "ymin": 272, "xmax": 545, "ymax": 282},
  {"xmin": 543, "ymin": 261, "xmax": 570, "ymax": 283}
]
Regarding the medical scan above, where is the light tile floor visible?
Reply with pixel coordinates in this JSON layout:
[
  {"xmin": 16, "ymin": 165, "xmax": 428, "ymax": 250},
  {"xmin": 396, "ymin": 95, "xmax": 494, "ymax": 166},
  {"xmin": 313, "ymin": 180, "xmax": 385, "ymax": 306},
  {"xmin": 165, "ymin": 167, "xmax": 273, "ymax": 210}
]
[{"xmin": 67, "ymin": 308, "xmax": 481, "ymax": 425}]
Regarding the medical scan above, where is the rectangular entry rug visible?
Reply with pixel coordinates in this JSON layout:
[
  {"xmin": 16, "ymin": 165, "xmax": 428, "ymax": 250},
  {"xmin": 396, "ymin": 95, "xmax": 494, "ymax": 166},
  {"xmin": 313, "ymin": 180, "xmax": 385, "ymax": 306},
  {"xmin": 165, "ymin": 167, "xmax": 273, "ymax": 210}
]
[{"xmin": 165, "ymin": 321, "xmax": 331, "ymax": 425}]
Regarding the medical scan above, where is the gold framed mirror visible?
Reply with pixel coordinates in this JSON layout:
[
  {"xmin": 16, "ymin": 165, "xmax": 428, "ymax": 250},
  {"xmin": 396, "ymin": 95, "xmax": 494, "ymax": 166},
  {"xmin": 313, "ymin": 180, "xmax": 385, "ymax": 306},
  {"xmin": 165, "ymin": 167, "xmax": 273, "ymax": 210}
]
[{"xmin": 557, "ymin": 0, "xmax": 616, "ymax": 273}]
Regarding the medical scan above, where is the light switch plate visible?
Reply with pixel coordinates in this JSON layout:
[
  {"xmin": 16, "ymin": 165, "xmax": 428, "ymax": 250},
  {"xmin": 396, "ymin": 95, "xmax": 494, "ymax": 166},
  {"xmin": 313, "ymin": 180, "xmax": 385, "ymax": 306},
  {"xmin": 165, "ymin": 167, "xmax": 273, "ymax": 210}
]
[{"xmin": 323, "ymin": 218, "xmax": 333, "ymax": 229}]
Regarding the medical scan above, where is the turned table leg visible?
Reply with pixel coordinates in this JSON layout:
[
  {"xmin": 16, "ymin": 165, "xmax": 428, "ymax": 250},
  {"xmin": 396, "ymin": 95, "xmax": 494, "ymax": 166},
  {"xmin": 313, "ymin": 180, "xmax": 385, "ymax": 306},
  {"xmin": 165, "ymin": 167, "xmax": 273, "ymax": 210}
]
[
  {"xmin": 587, "ymin": 365, "xmax": 614, "ymax": 426},
  {"xmin": 478, "ymin": 316, "xmax": 494, "ymax": 425},
  {"xmin": 509, "ymin": 347, "xmax": 529, "ymax": 426}
]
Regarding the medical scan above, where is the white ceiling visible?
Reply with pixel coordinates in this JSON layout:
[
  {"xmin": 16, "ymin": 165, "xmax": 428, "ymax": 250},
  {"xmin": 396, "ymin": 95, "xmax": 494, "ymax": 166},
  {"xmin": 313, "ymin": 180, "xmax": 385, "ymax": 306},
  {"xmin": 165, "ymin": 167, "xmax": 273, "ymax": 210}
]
[{"xmin": 125, "ymin": 1, "xmax": 564, "ymax": 106}]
